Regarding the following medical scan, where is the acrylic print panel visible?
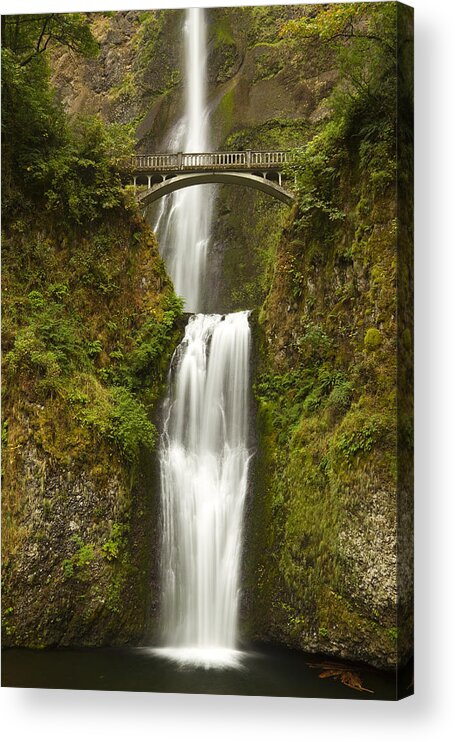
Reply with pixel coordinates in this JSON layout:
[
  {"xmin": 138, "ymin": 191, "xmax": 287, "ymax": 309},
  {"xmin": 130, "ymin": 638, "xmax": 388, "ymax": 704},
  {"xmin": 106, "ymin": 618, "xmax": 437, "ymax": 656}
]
[{"xmin": 1, "ymin": 2, "xmax": 414, "ymax": 700}]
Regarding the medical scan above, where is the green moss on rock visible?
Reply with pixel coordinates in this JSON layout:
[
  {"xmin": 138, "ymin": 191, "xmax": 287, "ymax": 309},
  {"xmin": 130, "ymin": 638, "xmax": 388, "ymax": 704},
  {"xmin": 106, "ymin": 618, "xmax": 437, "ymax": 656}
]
[
  {"xmin": 2, "ymin": 202, "xmax": 182, "ymax": 648},
  {"xmin": 242, "ymin": 91, "xmax": 407, "ymax": 669},
  {"xmin": 364, "ymin": 327, "xmax": 382, "ymax": 351}
]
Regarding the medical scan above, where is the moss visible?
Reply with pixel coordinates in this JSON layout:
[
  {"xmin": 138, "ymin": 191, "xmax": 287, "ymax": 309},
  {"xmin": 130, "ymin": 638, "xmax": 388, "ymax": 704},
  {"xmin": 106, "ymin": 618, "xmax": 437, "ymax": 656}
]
[
  {"xmin": 205, "ymin": 184, "xmax": 289, "ymax": 313},
  {"xmin": 225, "ymin": 118, "xmax": 310, "ymax": 152},
  {"xmin": 364, "ymin": 327, "xmax": 382, "ymax": 351},
  {"xmin": 242, "ymin": 81, "xmax": 401, "ymax": 667},
  {"xmin": 208, "ymin": 9, "xmax": 242, "ymax": 85},
  {"xmin": 2, "ymin": 192, "xmax": 183, "ymax": 648},
  {"xmin": 109, "ymin": 71, "xmax": 136, "ymax": 103},
  {"xmin": 216, "ymin": 88, "xmax": 236, "ymax": 133}
]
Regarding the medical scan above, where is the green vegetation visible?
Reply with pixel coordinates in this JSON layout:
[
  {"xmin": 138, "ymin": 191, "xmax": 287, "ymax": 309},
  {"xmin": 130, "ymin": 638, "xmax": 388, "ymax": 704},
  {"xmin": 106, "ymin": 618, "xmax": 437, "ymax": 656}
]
[
  {"xmin": 1, "ymin": 12, "xmax": 182, "ymax": 648},
  {"xmin": 1, "ymin": 14, "xmax": 98, "ymax": 67},
  {"xmin": 135, "ymin": 11, "xmax": 181, "ymax": 98},
  {"xmin": 243, "ymin": 2, "xmax": 413, "ymax": 667},
  {"xmin": 210, "ymin": 11, "xmax": 239, "ymax": 84},
  {"xmin": 2, "ymin": 222, "xmax": 182, "ymax": 463},
  {"xmin": 108, "ymin": 10, "xmax": 182, "ymax": 110},
  {"xmin": 364, "ymin": 328, "xmax": 382, "ymax": 351},
  {"xmin": 2, "ymin": 15, "xmax": 182, "ymax": 464},
  {"xmin": 2, "ymin": 607, "xmax": 15, "ymax": 638},
  {"xmin": 2, "ymin": 15, "xmax": 134, "ymax": 223},
  {"xmin": 209, "ymin": 187, "xmax": 288, "ymax": 312},
  {"xmin": 245, "ymin": 5, "xmax": 297, "ymax": 47},
  {"xmin": 102, "ymin": 523, "xmax": 125, "ymax": 561},
  {"xmin": 225, "ymin": 119, "xmax": 310, "ymax": 153},
  {"xmin": 62, "ymin": 536, "xmax": 95, "ymax": 580}
]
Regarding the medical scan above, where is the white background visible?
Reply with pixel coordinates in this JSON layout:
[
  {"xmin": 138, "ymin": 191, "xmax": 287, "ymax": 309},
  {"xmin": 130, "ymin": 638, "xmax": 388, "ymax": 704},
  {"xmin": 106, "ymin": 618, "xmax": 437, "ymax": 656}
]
[{"xmin": 1, "ymin": 0, "xmax": 454, "ymax": 739}]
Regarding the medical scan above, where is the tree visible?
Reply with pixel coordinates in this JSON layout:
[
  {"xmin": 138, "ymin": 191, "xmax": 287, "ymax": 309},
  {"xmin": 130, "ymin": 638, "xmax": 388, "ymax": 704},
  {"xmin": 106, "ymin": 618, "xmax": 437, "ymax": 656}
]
[
  {"xmin": 1, "ymin": 13, "xmax": 98, "ymax": 66},
  {"xmin": 1, "ymin": 14, "xmax": 95, "ymax": 203},
  {"xmin": 282, "ymin": 2, "xmax": 398, "ymax": 111},
  {"xmin": 279, "ymin": 3, "xmax": 408, "ymax": 223},
  {"xmin": 281, "ymin": 3, "xmax": 397, "ymax": 53}
]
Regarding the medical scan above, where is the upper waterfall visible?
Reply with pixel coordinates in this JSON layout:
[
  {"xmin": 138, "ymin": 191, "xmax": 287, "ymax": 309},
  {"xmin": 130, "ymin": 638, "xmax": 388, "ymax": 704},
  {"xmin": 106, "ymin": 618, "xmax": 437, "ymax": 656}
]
[{"xmin": 154, "ymin": 8, "xmax": 213, "ymax": 313}]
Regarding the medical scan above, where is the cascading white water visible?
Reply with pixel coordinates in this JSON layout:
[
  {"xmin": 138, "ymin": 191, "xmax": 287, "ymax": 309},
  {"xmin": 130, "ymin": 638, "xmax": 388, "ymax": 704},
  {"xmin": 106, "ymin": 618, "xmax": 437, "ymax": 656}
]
[
  {"xmin": 154, "ymin": 8, "xmax": 251, "ymax": 669},
  {"xmin": 157, "ymin": 313, "xmax": 251, "ymax": 666},
  {"xmin": 154, "ymin": 8, "xmax": 214, "ymax": 312}
]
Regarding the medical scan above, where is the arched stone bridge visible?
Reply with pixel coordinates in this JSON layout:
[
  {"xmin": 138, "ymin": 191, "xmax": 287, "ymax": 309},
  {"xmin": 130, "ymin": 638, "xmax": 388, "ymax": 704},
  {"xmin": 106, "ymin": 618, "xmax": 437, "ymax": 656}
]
[{"xmin": 132, "ymin": 150, "xmax": 295, "ymax": 206}]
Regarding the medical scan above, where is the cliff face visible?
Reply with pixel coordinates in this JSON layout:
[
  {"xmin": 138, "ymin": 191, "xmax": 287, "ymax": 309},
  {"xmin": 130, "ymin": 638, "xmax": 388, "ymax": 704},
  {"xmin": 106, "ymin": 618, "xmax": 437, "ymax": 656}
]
[
  {"xmin": 245, "ymin": 167, "xmax": 401, "ymax": 669},
  {"xmin": 51, "ymin": 10, "xmax": 183, "ymax": 144},
  {"xmin": 2, "ymin": 207, "xmax": 182, "ymax": 647},
  {"xmin": 200, "ymin": 5, "xmax": 339, "ymax": 313}
]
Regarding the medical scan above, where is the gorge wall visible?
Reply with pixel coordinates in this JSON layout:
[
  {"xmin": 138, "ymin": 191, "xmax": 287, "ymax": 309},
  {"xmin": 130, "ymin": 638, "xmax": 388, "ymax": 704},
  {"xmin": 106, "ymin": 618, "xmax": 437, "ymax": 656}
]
[{"xmin": 2, "ymin": 202, "xmax": 183, "ymax": 646}]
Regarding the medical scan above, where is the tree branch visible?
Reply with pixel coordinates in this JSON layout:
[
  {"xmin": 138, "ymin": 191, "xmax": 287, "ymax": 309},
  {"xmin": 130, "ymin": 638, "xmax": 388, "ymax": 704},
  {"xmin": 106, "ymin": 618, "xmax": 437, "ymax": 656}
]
[
  {"xmin": 20, "ymin": 32, "xmax": 53, "ymax": 67},
  {"xmin": 35, "ymin": 15, "xmax": 54, "ymax": 57}
]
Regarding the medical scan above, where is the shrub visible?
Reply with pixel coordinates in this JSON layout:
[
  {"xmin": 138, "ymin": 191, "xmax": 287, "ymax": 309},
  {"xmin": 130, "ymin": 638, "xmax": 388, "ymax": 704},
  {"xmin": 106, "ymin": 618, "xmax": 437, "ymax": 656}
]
[
  {"xmin": 108, "ymin": 387, "xmax": 156, "ymax": 460},
  {"xmin": 335, "ymin": 412, "xmax": 390, "ymax": 465},
  {"xmin": 295, "ymin": 323, "xmax": 333, "ymax": 365},
  {"xmin": 327, "ymin": 378, "xmax": 354, "ymax": 412},
  {"xmin": 5, "ymin": 303, "xmax": 86, "ymax": 382},
  {"xmin": 102, "ymin": 523, "xmax": 125, "ymax": 561},
  {"xmin": 62, "ymin": 536, "xmax": 95, "ymax": 580}
]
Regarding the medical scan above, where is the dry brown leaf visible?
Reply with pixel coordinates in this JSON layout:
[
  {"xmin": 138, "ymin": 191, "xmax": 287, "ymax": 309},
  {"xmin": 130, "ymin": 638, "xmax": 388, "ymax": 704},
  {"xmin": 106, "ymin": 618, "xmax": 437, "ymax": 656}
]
[
  {"xmin": 308, "ymin": 661, "xmax": 374, "ymax": 694},
  {"xmin": 319, "ymin": 669, "xmax": 341, "ymax": 679},
  {"xmin": 340, "ymin": 671, "xmax": 374, "ymax": 694}
]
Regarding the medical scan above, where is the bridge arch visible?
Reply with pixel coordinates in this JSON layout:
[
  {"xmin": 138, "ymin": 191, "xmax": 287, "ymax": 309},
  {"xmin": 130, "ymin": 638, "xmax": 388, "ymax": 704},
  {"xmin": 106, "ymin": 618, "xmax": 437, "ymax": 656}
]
[{"xmin": 137, "ymin": 171, "xmax": 294, "ymax": 207}]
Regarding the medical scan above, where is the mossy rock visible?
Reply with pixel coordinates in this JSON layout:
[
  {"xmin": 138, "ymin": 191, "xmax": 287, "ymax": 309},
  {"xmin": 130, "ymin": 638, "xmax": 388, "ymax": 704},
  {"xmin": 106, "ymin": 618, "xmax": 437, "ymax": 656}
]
[{"xmin": 364, "ymin": 327, "xmax": 382, "ymax": 351}]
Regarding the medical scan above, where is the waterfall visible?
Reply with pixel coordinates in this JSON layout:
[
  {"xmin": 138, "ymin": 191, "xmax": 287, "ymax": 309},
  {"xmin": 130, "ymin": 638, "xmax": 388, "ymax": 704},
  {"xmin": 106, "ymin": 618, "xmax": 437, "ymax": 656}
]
[
  {"xmin": 153, "ymin": 8, "xmax": 214, "ymax": 313},
  {"xmin": 157, "ymin": 313, "xmax": 251, "ymax": 666},
  {"xmin": 152, "ymin": 8, "xmax": 252, "ymax": 668}
]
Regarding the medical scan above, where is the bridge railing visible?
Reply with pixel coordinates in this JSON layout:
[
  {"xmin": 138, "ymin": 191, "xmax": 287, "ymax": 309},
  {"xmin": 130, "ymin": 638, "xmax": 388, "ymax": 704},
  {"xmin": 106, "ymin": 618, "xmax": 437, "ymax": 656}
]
[
  {"xmin": 132, "ymin": 150, "xmax": 290, "ymax": 171},
  {"xmin": 134, "ymin": 154, "xmax": 180, "ymax": 169}
]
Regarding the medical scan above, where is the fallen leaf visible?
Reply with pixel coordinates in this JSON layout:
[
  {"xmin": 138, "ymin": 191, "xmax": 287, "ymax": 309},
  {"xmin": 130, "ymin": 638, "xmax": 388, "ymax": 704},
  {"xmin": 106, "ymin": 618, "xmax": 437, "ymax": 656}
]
[{"xmin": 308, "ymin": 661, "xmax": 374, "ymax": 694}]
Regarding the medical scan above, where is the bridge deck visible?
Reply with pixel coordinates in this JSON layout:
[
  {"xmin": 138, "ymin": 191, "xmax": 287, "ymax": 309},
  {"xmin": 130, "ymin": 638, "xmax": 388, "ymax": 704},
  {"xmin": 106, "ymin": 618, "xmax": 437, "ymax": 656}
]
[
  {"xmin": 132, "ymin": 150, "xmax": 289, "ymax": 173},
  {"xmin": 137, "ymin": 171, "xmax": 294, "ymax": 206}
]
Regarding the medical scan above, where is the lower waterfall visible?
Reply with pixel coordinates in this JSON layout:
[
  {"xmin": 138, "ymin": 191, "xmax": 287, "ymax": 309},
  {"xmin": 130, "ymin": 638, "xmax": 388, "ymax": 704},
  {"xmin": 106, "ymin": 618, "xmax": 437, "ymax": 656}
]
[{"xmin": 155, "ymin": 312, "xmax": 251, "ymax": 667}]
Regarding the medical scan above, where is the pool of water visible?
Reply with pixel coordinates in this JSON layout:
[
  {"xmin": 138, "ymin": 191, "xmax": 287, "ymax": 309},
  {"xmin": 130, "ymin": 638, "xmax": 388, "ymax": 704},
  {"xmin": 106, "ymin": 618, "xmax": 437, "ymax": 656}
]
[{"xmin": 1, "ymin": 643, "xmax": 408, "ymax": 700}]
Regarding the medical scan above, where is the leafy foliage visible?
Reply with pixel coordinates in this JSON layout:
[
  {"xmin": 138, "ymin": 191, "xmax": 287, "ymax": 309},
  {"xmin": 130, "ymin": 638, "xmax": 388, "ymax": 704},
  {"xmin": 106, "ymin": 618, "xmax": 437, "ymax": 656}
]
[
  {"xmin": 108, "ymin": 387, "xmax": 156, "ymax": 460},
  {"xmin": 62, "ymin": 536, "xmax": 95, "ymax": 580},
  {"xmin": 335, "ymin": 414, "xmax": 387, "ymax": 463},
  {"xmin": 127, "ymin": 295, "xmax": 184, "ymax": 381},
  {"xmin": 281, "ymin": 3, "xmax": 400, "ymax": 227},
  {"xmin": 248, "ymin": 1, "xmax": 408, "ymax": 659},
  {"xmin": 2, "ymin": 12, "xmax": 184, "ymax": 468},
  {"xmin": 2, "ymin": 15, "xmax": 133, "ymax": 223},
  {"xmin": 35, "ymin": 116, "xmax": 134, "ymax": 224},
  {"xmin": 2, "ymin": 14, "xmax": 98, "ymax": 67},
  {"xmin": 4, "ymin": 276, "xmax": 181, "ymax": 461},
  {"xmin": 102, "ymin": 523, "xmax": 126, "ymax": 561},
  {"xmin": 6, "ymin": 296, "xmax": 86, "ymax": 386}
]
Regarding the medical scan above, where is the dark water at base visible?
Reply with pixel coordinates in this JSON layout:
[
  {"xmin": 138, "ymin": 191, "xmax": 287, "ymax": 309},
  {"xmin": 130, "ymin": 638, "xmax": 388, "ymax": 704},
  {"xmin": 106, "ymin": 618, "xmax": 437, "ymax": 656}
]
[{"xmin": 2, "ymin": 644, "xmax": 409, "ymax": 700}]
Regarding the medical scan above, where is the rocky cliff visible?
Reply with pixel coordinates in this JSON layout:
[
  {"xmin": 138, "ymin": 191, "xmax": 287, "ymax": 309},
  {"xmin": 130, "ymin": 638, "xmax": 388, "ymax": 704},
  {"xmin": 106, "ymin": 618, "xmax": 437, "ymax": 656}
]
[{"xmin": 2, "ymin": 206, "xmax": 182, "ymax": 646}]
